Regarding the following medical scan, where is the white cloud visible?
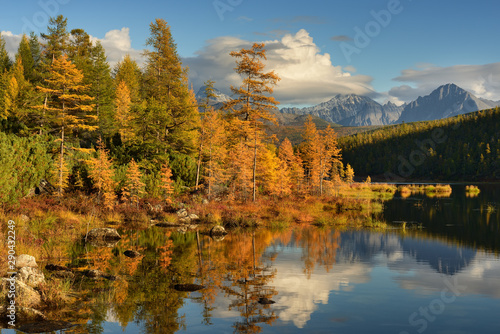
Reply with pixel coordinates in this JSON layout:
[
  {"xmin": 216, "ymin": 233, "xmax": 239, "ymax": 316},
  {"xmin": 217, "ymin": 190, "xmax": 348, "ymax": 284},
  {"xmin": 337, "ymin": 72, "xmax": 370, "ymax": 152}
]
[
  {"xmin": 89, "ymin": 27, "xmax": 144, "ymax": 68},
  {"xmin": 183, "ymin": 29, "xmax": 376, "ymax": 106},
  {"xmin": 1, "ymin": 31, "xmax": 23, "ymax": 59},
  {"xmin": 390, "ymin": 63, "xmax": 500, "ymax": 103}
]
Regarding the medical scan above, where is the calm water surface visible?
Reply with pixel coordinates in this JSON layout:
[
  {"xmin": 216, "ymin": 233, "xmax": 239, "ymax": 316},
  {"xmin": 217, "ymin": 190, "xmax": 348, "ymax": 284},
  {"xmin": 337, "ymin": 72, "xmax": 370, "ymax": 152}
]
[{"xmin": 3, "ymin": 184, "xmax": 500, "ymax": 334}]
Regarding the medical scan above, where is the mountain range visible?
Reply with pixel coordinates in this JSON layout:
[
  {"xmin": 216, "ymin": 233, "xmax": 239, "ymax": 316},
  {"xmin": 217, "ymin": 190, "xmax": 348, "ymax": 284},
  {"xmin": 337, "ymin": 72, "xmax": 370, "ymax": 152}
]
[{"xmin": 196, "ymin": 83, "xmax": 500, "ymax": 126}]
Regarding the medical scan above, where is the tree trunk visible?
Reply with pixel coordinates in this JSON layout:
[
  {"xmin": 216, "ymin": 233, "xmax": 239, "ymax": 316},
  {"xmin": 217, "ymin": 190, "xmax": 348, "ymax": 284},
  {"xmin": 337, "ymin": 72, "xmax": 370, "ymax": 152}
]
[
  {"xmin": 195, "ymin": 139, "xmax": 203, "ymax": 189},
  {"xmin": 252, "ymin": 122, "xmax": 257, "ymax": 202},
  {"xmin": 59, "ymin": 125, "xmax": 65, "ymax": 196}
]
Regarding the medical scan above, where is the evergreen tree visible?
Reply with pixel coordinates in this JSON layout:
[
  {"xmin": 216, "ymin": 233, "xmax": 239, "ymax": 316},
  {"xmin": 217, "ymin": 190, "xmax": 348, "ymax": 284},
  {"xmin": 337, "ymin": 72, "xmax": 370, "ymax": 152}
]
[
  {"xmin": 41, "ymin": 15, "xmax": 69, "ymax": 62},
  {"xmin": 140, "ymin": 18, "xmax": 199, "ymax": 158},
  {"xmin": 15, "ymin": 34, "xmax": 35, "ymax": 82},
  {"xmin": 0, "ymin": 33, "xmax": 12, "ymax": 73},
  {"xmin": 114, "ymin": 54, "xmax": 141, "ymax": 103}
]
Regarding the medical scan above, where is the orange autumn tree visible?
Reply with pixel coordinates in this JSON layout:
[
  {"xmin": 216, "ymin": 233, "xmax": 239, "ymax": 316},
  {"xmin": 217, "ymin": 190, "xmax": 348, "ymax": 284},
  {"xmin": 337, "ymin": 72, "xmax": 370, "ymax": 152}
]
[
  {"xmin": 122, "ymin": 159, "xmax": 145, "ymax": 207},
  {"xmin": 301, "ymin": 115, "xmax": 321, "ymax": 194},
  {"xmin": 87, "ymin": 138, "xmax": 116, "ymax": 210},
  {"xmin": 278, "ymin": 137, "xmax": 304, "ymax": 195},
  {"xmin": 159, "ymin": 161, "xmax": 175, "ymax": 202},
  {"xmin": 35, "ymin": 54, "xmax": 95, "ymax": 195},
  {"xmin": 225, "ymin": 43, "xmax": 280, "ymax": 202},
  {"xmin": 202, "ymin": 109, "xmax": 228, "ymax": 198}
]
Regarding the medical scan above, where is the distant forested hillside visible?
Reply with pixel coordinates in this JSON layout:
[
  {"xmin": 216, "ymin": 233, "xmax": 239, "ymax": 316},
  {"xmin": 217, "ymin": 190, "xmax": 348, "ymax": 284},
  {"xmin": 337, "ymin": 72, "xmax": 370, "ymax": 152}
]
[{"xmin": 339, "ymin": 108, "xmax": 500, "ymax": 181}]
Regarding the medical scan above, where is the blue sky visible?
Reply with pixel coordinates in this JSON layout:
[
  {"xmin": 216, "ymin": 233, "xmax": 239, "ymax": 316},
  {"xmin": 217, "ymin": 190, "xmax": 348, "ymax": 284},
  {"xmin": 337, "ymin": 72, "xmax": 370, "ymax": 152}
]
[{"xmin": 2, "ymin": 0, "xmax": 500, "ymax": 106}]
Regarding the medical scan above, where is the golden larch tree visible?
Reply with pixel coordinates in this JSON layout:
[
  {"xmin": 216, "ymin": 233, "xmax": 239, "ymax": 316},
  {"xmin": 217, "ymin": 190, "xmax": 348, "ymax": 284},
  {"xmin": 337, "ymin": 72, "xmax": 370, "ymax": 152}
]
[
  {"xmin": 114, "ymin": 80, "xmax": 134, "ymax": 143},
  {"xmin": 225, "ymin": 43, "xmax": 280, "ymax": 202},
  {"xmin": 159, "ymin": 161, "xmax": 175, "ymax": 203},
  {"xmin": 122, "ymin": 159, "xmax": 145, "ymax": 207},
  {"xmin": 87, "ymin": 138, "xmax": 116, "ymax": 210},
  {"xmin": 35, "ymin": 54, "xmax": 95, "ymax": 195}
]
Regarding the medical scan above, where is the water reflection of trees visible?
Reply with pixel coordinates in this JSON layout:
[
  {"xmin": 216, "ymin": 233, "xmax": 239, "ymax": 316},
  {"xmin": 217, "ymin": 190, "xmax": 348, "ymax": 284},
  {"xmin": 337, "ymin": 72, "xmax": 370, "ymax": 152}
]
[{"xmin": 63, "ymin": 226, "xmax": 343, "ymax": 333}]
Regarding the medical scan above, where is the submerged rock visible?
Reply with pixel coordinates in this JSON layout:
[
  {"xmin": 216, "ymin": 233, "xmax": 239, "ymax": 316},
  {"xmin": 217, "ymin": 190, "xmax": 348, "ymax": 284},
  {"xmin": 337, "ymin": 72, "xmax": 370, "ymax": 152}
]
[
  {"xmin": 45, "ymin": 264, "xmax": 69, "ymax": 272},
  {"xmin": 124, "ymin": 250, "xmax": 141, "ymax": 258},
  {"xmin": 85, "ymin": 228, "xmax": 121, "ymax": 241},
  {"xmin": 210, "ymin": 225, "xmax": 227, "ymax": 237},
  {"xmin": 173, "ymin": 283, "xmax": 205, "ymax": 292},
  {"xmin": 83, "ymin": 269, "xmax": 118, "ymax": 281},
  {"xmin": 258, "ymin": 297, "xmax": 276, "ymax": 305}
]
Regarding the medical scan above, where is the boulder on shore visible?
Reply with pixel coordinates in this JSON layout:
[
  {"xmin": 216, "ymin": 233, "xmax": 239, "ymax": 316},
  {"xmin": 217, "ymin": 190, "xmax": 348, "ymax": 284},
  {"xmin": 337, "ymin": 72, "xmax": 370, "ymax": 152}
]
[
  {"xmin": 0, "ymin": 278, "xmax": 41, "ymax": 308},
  {"xmin": 16, "ymin": 254, "xmax": 38, "ymax": 269}
]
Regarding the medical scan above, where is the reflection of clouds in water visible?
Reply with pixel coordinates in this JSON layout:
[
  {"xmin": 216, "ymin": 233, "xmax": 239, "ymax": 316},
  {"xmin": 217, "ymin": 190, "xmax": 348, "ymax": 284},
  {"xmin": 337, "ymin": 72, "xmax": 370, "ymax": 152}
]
[
  {"xmin": 211, "ymin": 232, "xmax": 500, "ymax": 330},
  {"xmin": 272, "ymin": 259, "xmax": 371, "ymax": 328},
  {"xmin": 392, "ymin": 251, "xmax": 500, "ymax": 298}
]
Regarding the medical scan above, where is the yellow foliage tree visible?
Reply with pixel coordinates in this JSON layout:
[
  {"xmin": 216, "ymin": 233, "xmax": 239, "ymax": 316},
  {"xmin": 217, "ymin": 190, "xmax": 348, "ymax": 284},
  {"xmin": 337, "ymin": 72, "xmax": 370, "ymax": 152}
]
[
  {"xmin": 159, "ymin": 161, "xmax": 175, "ymax": 202},
  {"xmin": 122, "ymin": 159, "xmax": 145, "ymax": 207},
  {"xmin": 225, "ymin": 43, "xmax": 280, "ymax": 202},
  {"xmin": 87, "ymin": 138, "xmax": 116, "ymax": 210},
  {"xmin": 345, "ymin": 163, "xmax": 355, "ymax": 184},
  {"xmin": 35, "ymin": 54, "xmax": 95, "ymax": 195},
  {"xmin": 114, "ymin": 80, "xmax": 134, "ymax": 143},
  {"xmin": 278, "ymin": 138, "xmax": 304, "ymax": 194}
]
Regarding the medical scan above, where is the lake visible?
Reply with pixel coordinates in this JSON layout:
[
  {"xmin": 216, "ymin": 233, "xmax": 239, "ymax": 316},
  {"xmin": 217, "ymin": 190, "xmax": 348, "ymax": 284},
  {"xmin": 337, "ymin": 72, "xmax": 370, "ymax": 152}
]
[{"xmin": 3, "ymin": 184, "xmax": 500, "ymax": 334}]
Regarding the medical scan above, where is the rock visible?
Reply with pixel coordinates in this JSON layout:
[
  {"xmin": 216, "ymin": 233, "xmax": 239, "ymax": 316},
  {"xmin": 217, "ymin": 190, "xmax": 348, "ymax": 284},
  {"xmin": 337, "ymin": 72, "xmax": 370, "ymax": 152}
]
[
  {"xmin": 124, "ymin": 250, "xmax": 141, "ymax": 258},
  {"xmin": 202, "ymin": 199, "xmax": 209, "ymax": 205},
  {"xmin": 173, "ymin": 283, "xmax": 205, "ymax": 292},
  {"xmin": 155, "ymin": 221, "xmax": 181, "ymax": 228},
  {"xmin": 176, "ymin": 208, "xmax": 188, "ymax": 218},
  {"xmin": 0, "ymin": 278, "xmax": 41, "ymax": 308},
  {"xmin": 18, "ymin": 267, "xmax": 45, "ymax": 287},
  {"xmin": 84, "ymin": 270, "xmax": 118, "ymax": 281},
  {"xmin": 85, "ymin": 228, "xmax": 121, "ymax": 241},
  {"xmin": 45, "ymin": 264, "xmax": 69, "ymax": 272},
  {"xmin": 188, "ymin": 214, "xmax": 200, "ymax": 221},
  {"xmin": 210, "ymin": 225, "xmax": 227, "ymax": 237},
  {"xmin": 179, "ymin": 217, "xmax": 191, "ymax": 224},
  {"xmin": 19, "ymin": 214, "xmax": 30, "ymax": 223},
  {"xmin": 258, "ymin": 297, "xmax": 276, "ymax": 305},
  {"xmin": 45, "ymin": 264, "xmax": 74, "ymax": 279},
  {"xmin": 84, "ymin": 269, "xmax": 104, "ymax": 279},
  {"xmin": 36, "ymin": 179, "xmax": 56, "ymax": 195},
  {"xmin": 87, "ymin": 239, "xmax": 120, "ymax": 248},
  {"xmin": 16, "ymin": 254, "xmax": 38, "ymax": 269}
]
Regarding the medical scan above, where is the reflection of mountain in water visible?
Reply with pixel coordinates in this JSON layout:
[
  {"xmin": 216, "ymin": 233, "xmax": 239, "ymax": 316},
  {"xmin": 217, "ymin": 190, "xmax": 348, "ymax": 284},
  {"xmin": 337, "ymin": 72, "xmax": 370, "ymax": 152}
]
[
  {"xmin": 400, "ymin": 238, "xmax": 476, "ymax": 275},
  {"xmin": 336, "ymin": 232, "xmax": 476, "ymax": 275}
]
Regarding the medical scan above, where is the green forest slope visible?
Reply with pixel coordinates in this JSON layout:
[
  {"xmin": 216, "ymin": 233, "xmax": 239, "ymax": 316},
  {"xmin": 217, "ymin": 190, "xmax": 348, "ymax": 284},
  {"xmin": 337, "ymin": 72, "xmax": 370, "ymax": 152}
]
[{"xmin": 339, "ymin": 108, "xmax": 500, "ymax": 181}]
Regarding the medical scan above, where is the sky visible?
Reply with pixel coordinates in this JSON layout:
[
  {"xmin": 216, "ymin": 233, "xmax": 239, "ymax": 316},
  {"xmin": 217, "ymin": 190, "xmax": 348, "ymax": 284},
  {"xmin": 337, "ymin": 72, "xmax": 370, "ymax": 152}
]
[{"xmin": 2, "ymin": 0, "xmax": 500, "ymax": 107}]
